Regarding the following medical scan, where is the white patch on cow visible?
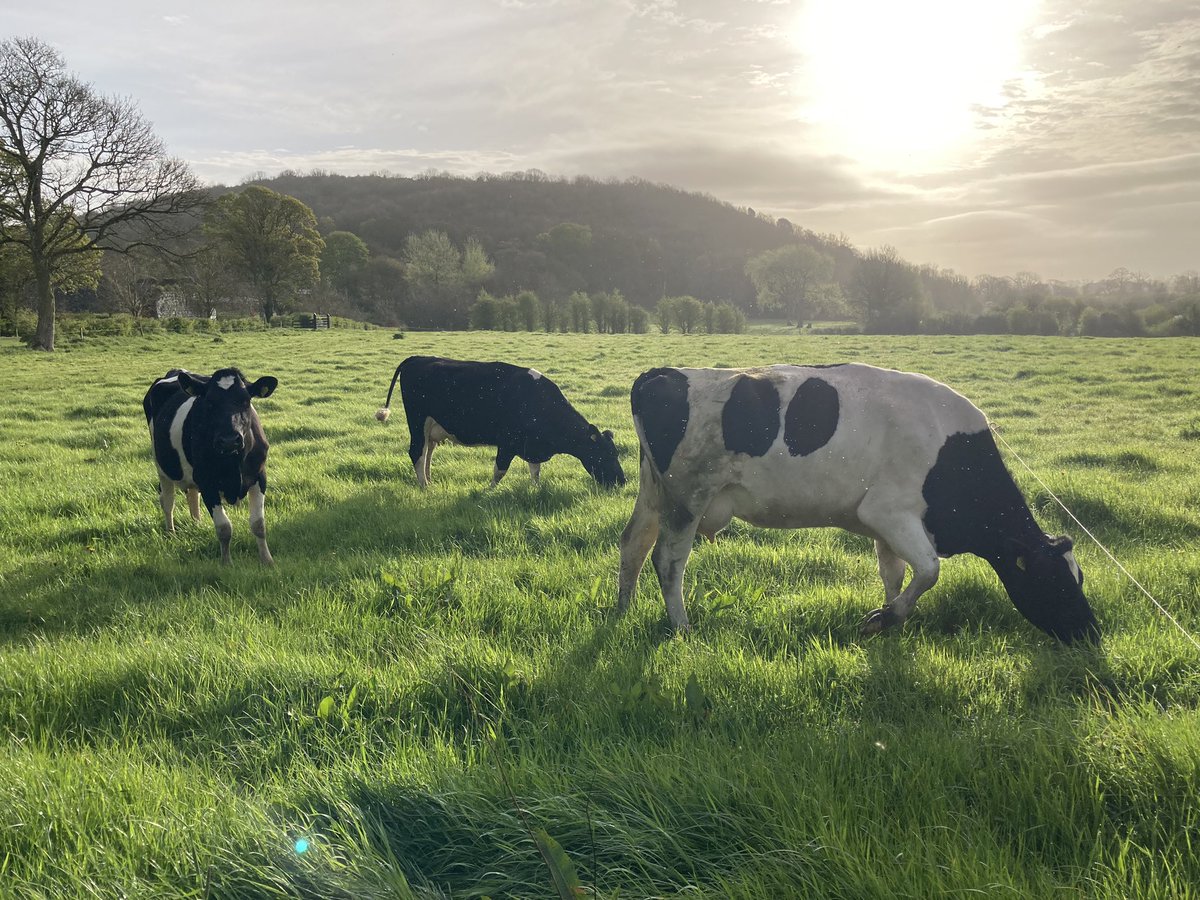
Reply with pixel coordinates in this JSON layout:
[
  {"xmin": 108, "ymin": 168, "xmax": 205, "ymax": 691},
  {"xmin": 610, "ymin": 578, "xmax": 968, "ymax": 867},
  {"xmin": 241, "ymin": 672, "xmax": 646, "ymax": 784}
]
[
  {"xmin": 168, "ymin": 396, "xmax": 197, "ymax": 485},
  {"xmin": 216, "ymin": 375, "xmax": 235, "ymax": 390},
  {"xmin": 155, "ymin": 375, "xmax": 180, "ymax": 387},
  {"xmin": 1064, "ymin": 549, "xmax": 1082, "ymax": 585},
  {"xmin": 529, "ymin": 368, "xmax": 543, "ymax": 380}
]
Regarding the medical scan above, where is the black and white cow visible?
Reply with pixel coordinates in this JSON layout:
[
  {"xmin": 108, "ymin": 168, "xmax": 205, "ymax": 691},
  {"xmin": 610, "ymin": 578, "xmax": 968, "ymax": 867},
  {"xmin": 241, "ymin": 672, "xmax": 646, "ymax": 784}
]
[
  {"xmin": 617, "ymin": 363, "xmax": 1100, "ymax": 643},
  {"xmin": 143, "ymin": 368, "xmax": 278, "ymax": 565},
  {"xmin": 375, "ymin": 356, "xmax": 626, "ymax": 489}
]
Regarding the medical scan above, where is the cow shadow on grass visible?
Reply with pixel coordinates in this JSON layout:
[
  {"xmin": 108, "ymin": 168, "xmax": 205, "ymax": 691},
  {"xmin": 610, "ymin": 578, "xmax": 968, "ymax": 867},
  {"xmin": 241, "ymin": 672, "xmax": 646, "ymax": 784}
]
[
  {"xmin": 0, "ymin": 479, "xmax": 614, "ymax": 647},
  {"xmin": 268, "ymin": 479, "xmax": 613, "ymax": 562}
]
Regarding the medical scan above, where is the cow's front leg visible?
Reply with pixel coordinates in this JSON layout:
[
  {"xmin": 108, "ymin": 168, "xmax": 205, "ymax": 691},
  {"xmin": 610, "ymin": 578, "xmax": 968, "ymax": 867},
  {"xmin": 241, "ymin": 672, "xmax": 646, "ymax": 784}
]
[
  {"xmin": 158, "ymin": 473, "xmax": 177, "ymax": 533},
  {"xmin": 248, "ymin": 478, "xmax": 274, "ymax": 566},
  {"xmin": 528, "ymin": 461, "xmax": 542, "ymax": 485},
  {"xmin": 651, "ymin": 504, "xmax": 702, "ymax": 630},
  {"xmin": 202, "ymin": 488, "xmax": 233, "ymax": 565},
  {"xmin": 617, "ymin": 486, "xmax": 661, "ymax": 616},
  {"xmin": 187, "ymin": 487, "xmax": 201, "ymax": 522},
  {"xmin": 858, "ymin": 516, "xmax": 940, "ymax": 635},
  {"xmin": 491, "ymin": 447, "xmax": 516, "ymax": 488}
]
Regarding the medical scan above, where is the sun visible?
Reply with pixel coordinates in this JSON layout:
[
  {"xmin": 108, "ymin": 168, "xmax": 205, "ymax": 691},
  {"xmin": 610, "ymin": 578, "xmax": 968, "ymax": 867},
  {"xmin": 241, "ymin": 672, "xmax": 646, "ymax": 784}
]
[{"xmin": 792, "ymin": 0, "xmax": 1039, "ymax": 170}]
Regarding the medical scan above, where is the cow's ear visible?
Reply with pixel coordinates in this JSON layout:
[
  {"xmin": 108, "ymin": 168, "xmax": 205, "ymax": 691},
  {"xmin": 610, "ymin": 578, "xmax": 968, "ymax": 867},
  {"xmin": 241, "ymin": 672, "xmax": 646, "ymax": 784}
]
[
  {"xmin": 602, "ymin": 429, "xmax": 614, "ymax": 440},
  {"xmin": 1004, "ymin": 537, "xmax": 1029, "ymax": 572},
  {"xmin": 1050, "ymin": 535, "xmax": 1074, "ymax": 553},
  {"xmin": 178, "ymin": 372, "xmax": 207, "ymax": 397},
  {"xmin": 248, "ymin": 376, "xmax": 278, "ymax": 398}
]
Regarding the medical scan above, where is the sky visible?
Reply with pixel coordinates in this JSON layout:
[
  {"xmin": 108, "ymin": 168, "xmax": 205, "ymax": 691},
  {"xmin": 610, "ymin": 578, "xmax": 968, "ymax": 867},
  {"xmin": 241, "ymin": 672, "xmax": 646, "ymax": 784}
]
[{"xmin": 8, "ymin": 0, "xmax": 1200, "ymax": 281}]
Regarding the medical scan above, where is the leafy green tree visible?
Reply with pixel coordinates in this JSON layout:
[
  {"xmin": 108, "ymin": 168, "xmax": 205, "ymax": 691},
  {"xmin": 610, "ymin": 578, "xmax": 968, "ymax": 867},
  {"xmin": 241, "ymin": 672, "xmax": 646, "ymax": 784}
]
[
  {"xmin": 589, "ymin": 291, "xmax": 610, "ymax": 333},
  {"xmin": 470, "ymin": 290, "xmax": 500, "ymax": 329},
  {"xmin": 655, "ymin": 296, "xmax": 676, "ymax": 333},
  {"xmin": 745, "ymin": 244, "xmax": 834, "ymax": 328},
  {"xmin": 568, "ymin": 291, "xmax": 591, "ymax": 332},
  {"xmin": 852, "ymin": 246, "xmax": 927, "ymax": 333},
  {"xmin": 205, "ymin": 185, "xmax": 324, "ymax": 321},
  {"xmin": 713, "ymin": 302, "xmax": 746, "ymax": 333},
  {"xmin": 671, "ymin": 295, "xmax": 703, "ymax": 334},
  {"xmin": 516, "ymin": 290, "xmax": 540, "ymax": 330},
  {"xmin": 321, "ymin": 230, "xmax": 369, "ymax": 298},
  {"xmin": 603, "ymin": 290, "xmax": 630, "ymax": 333},
  {"xmin": 540, "ymin": 292, "xmax": 568, "ymax": 332},
  {"xmin": 628, "ymin": 305, "xmax": 650, "ymax": 333},
  {"xmin": 0, "ymin": 231, "xmax": 101, "ymax": 335},
  {"xmin": 497, "ymin": 295, "xmax": 521, "ymax": 331},
  {"xmin": 461, "ymin": 236, "xmax": 495, "ymax": 287},
  {"xmin": 403, "ymin": 231, "xmax": 493, "ymax": 328},
  {"xmin": 0, "ymin": 37, "xmax": 203, "ymax": 349}
]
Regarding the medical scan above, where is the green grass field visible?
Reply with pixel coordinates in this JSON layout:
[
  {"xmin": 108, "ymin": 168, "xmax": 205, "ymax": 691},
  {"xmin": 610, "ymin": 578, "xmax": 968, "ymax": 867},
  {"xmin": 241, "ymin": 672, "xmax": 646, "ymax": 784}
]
[{"xmin": 1, "ymin": 329, "xmax": 1199, "ymax": 898}]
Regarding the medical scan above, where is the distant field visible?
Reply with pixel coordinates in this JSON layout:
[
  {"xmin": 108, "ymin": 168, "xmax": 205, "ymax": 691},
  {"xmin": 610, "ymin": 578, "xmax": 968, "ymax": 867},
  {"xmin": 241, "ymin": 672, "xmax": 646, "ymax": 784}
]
[{"xmin": 1, "ymin": 329, "xmax": 1198, "ymax": 899}]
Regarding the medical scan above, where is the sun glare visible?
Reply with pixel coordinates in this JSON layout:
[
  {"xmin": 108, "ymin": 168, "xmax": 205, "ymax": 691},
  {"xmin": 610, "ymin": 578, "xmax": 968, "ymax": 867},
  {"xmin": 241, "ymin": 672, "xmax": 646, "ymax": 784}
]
[{"xmin": 793, "ymin": 0, "xmax": 1038, "ymax": 170}]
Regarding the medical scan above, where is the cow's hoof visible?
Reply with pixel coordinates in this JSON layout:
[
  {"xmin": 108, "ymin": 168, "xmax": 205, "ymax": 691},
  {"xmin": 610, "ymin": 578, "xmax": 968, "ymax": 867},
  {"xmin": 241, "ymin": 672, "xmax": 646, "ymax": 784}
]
[{"xmin": 860, "ymin": 606, "xmax": 902, "ymax": 636}]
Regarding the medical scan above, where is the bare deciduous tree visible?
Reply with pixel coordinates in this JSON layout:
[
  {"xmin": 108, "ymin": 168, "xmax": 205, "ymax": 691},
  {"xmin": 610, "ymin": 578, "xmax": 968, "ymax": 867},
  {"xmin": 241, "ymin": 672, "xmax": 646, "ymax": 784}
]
[{"xmin": 0, "ymin": 37, "xmax": 204, "ymax": 350}]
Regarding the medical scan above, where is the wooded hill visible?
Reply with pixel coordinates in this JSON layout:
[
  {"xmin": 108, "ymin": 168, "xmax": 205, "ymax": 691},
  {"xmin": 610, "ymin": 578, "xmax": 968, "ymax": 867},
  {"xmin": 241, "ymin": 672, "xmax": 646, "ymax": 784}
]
[{"xmin": 251, "ymin": 170, "xmax": 860, "ymax": 312}]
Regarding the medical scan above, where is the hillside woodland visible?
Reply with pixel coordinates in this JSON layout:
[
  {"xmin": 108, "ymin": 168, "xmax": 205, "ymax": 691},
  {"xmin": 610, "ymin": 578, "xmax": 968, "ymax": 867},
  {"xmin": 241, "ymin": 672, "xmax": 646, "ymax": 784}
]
[{"xmin": 6, "ymin": 170, "xmax": 1200, "ymax": 337}]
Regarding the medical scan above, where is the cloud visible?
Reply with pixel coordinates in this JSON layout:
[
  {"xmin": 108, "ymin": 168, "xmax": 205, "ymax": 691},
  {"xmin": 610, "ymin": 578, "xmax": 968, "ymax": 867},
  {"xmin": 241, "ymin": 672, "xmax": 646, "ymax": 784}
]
[{"xmin": 12, "ymin": 0, "xmax": 1200, "ymax": 279}]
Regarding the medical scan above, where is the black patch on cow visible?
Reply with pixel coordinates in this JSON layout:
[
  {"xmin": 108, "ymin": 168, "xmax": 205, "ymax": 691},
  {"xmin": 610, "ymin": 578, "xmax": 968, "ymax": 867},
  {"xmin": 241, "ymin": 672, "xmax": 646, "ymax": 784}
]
[
  {"xmin": 783, "ymin": 377, "xmax": 839, "ymax": 456},
  {"xmin": 721, "ymin": 375, "xmax": 780, "ymax": 456},
  {"xmin": 631, "ymin": 368, "xmax": 690, "ymax": 473},
  {"xmin": 922, "ymin": 429, "xmax": 1040, "ymax": 559}
]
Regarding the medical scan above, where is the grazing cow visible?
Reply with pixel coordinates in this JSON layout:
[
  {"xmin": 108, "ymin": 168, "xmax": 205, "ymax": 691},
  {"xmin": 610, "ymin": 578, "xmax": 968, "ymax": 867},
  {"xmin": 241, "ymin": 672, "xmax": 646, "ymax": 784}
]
[
  {"xmin": 143, "ymin": 368, "xmax": 278, "ymax": 565},
  {"xmin": 375, "ymin": 356, "xmax": 626, "ymax": 489},
  {"xmin": 617, "ymin": 363, "xmax": 1100, "ymax": 643}
]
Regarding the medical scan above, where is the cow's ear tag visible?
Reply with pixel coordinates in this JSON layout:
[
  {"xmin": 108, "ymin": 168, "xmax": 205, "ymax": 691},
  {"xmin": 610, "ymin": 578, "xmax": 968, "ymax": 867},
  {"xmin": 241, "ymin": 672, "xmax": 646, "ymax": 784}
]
[{"xmin": 1015, "ymin": 556, "xmax": 1027, "ymax": 572}]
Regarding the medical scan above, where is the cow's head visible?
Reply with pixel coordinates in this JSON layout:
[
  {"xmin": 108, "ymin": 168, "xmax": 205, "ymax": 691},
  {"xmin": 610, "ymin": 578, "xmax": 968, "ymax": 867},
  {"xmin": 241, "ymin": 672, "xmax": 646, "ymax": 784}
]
[
  {"xmin": 581, "ymin": 425, "xmax": 626, "ymax": 488},
  {"xmin": 1003, "ymin": 534, "xmax": 1100, "ymax": 644},
  {"xmin": 178, "ymin": 368, "xmax": 278, "ymax": 456}
]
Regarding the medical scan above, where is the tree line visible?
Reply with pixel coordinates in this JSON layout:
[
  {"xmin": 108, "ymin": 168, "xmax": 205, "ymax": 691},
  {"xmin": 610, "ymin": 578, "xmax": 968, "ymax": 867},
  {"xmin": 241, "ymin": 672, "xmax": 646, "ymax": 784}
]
[{"xmin": 3, "ymin": 36, "xmax": 1198, "ymax": 349}]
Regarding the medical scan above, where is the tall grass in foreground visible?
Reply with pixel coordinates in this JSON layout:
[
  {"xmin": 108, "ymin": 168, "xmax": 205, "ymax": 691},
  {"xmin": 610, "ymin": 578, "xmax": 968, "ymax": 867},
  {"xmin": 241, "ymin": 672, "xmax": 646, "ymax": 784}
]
[{"xmin": 0, "ymin": 330, "xmax": 1198, "ymax": 898}]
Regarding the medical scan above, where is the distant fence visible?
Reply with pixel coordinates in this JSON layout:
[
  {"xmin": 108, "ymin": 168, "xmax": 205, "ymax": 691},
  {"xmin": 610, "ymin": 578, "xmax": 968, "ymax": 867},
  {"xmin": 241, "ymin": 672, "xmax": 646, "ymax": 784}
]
[{"xmin": 298, "ymin": 313, "xmax": 330, "ymax": 330}]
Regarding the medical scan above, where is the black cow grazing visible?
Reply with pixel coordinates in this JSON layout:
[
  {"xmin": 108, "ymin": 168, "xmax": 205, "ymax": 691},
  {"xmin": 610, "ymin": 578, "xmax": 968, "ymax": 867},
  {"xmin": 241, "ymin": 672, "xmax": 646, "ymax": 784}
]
[
  {"xmin": 375, "ymin": 356, "xmax": 626, "ymax": 489},
  {"xmin": 144, "ymin": 368, "xmax": 278, "ymax": 565},
  {"xmin": 617, "ymin": 363, "xmax": 1100, "ymax": 644}
]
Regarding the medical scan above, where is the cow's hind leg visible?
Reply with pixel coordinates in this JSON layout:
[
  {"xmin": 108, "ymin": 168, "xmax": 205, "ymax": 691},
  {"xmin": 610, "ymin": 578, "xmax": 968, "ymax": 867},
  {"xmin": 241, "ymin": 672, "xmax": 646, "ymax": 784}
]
[
  {"xmin": 651, "ymin": 504, "xmax": 702, "ymax": 630},
  {"xmin": 528, "ymin": 461, "xmax": 542, "ymax": 485},
  {"xmin": 423, "ymin": 439, "xmax": 438, "ymax": 486},
  {"xmin": 158, "ymin": 473, "xmax": 177, "ymax": 533},
  {"xmin": 406, "ymin": 411, "xmax": 428, "ymax": 488},
  {"xmin": 187, "ymin": 487, "xmax": 201, "ymax": 522},
  {"xmin": 858, "ymin": 514, "xmax": 940, "ymax": 635},
  {"xmin": 616, "ymin": 486, "xmax": 660, "ymax": 616},
  {"xmin": 249, "ymin": 478, "xmax": 274, "ymax": 566},
  {"xmin": 875, "ymin": 539, "xmax": 906, "ymax": 602}
]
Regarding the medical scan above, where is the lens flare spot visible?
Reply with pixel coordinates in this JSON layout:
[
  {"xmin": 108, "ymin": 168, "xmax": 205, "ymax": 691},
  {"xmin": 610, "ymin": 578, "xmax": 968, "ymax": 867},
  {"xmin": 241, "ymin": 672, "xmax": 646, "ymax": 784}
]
[{"xmin": 294, "ymin": 838, "xmax": 309, "ymax": 855}]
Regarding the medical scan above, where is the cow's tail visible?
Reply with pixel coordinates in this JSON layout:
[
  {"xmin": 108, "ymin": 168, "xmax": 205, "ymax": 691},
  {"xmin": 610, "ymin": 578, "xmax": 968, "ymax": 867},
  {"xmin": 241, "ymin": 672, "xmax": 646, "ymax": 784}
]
[{"xmin": 375, "ymin": 362, "xmax": 404, "ymax": 422}]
